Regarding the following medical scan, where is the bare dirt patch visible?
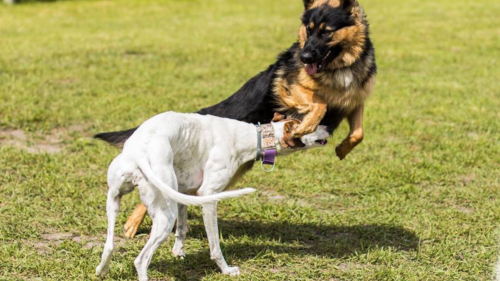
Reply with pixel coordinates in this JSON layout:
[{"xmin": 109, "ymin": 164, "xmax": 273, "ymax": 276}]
[
  {"xmin": 29, "ymin": 231, "xmax": 128, "ymax": 254},
  {"xmin": 0, "ymin": 124, "xmax": 91, "ymax": 154},
  {"xmin": 459, "ymin": 174, "xmax": 476, "ymax": 186},
  {"xmin": 41, "ymin": 232, "xmax": 74, "ymax": 241},
  {"xmin": 56, "ymin": 77, "xmax": 80, "ymax": 85},
  {"xmin": 261, "ymin": 190, "xmax": 286, "ymax": 201},
  {"xmin": 455, "ymin": 206, "xmax": 474, "ymax": 215}
]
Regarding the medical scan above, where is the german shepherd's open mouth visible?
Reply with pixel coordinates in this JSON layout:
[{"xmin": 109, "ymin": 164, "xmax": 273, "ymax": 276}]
[
  {"xmin": 315, "ymin": 139, "xmax": 328, "ymax": 146},
  {"xmin": 304, "ymin": 45, "xmax": 343, "ymax": 75}
]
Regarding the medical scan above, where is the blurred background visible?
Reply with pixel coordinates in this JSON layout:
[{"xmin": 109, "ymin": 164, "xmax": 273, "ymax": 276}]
[{"xmin": 1, "ymin": 0, "xmax": 499, "ymax": 280}]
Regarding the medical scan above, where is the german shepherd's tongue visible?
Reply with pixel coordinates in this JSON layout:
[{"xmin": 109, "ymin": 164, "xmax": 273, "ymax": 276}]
[{"xmin": 305, "ymin": 63, "xmax": 318, "ymax": 75}]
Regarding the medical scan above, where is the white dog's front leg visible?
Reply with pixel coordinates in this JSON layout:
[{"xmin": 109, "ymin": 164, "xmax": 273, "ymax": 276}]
[
  {"xmin": 172, "ymin": 204, "xmax": 188, "ymax": 258},
  {"xmin": 202, "ymin": 203, "xmax": 240, "ymax": 276}
]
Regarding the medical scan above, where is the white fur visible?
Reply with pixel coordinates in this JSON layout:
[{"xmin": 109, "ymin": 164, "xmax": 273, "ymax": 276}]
[
  {"xmin": 96, "ymin": 112, "xmax": 329, "ymax": 280},
  {"xmin": 334, "ymin": 68, "xmax": 354, "ymax": 90}
]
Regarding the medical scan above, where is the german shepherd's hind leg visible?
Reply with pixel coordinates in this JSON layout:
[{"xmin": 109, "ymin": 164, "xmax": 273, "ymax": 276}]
[
  {"xmin": 172, "ymin": 204, "xmax": 188, "ymax": 258},
  {"xmin": 336, "ymin": 104, "xmax": 364, "ymax": 160},
  {"xmin": 124, "ymin": 203, "xmax": 147, "ymax": 238}
]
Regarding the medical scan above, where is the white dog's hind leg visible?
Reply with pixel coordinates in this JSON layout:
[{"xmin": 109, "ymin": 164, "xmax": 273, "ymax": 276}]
[
  {"xmin": 96, "ymin": 188, "xmax": 121, "ymax": 278},
  {"xmin": 134, "ymin": 157, "xmax": 178, "ymax": 281},
  {"xmin": 202, "ymin": 203, "xmax": 240, "ymax": 276},
  {"xmin": 172, "ymin": 204, "xmax": 188, "ymax": 258},
  {"xmin": 134, "ymin": 200, "xmax": 177, "ymax": 281}
]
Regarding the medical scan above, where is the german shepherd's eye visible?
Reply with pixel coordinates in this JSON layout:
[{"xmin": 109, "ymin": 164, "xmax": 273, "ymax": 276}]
[{"xmin": 323, "ymin": 29, "xmax": 334, "ymax": 37}]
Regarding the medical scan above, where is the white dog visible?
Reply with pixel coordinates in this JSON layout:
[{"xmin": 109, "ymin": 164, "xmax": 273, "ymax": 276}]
[{"xmin": 96, "ymin": 112, "xmax": 329, "ymax": 281}]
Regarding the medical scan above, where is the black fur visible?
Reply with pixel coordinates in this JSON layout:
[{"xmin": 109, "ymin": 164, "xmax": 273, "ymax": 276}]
[
  {"xmin": 197, "ymin": 64, "xmax": 278, "ymax": 124},
  {"xmin": 302, "ymin": 5, "xmax": 354, "ymax": 30},
  {"xmin": 94, "ymin": 128, "xmax": 138, "ymax": 147}
]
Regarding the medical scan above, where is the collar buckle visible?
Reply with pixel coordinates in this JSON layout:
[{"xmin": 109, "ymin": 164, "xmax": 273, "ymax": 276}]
[{"xmin": 255, "ymin": 123, "xmax": 262, "ymax": 161}]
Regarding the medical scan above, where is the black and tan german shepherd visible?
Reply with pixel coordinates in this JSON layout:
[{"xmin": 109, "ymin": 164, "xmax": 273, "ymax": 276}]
[{"xmin": 95, "ymin": 0, "xmax": 376, "ymax": 238}]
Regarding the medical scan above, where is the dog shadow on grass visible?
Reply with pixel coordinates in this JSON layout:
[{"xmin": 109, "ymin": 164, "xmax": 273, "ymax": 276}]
[{"xmin": 148, "ymin": 214, "xmax": 419, "ymax": 280}]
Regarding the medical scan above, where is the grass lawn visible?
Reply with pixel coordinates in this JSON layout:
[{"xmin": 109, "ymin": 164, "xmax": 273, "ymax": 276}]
[{"xmin": 1, "ymin": 0, "xmax": 499, "ymax": 280}]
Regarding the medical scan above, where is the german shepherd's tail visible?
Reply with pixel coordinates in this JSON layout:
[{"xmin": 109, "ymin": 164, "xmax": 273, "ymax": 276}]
[{"xmin": 93, "ymin": 127, "xmax": 138, "ymax": 148}]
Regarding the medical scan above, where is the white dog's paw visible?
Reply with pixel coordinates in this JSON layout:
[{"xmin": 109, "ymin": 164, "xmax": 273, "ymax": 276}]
[
  {"xmin": 223, "ymin": 266, "xmax": 240, "ymax": 276},
  {"xmin": 171, "ymin": 245, "xmax": 186, "ymax": 259},
  {"xmin": 95, "ymin": 264, "xmax": 109, "ymax": 278}
]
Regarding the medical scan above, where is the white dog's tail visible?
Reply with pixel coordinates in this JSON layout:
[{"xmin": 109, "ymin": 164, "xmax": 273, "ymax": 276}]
[{"xmin": 136, "ymin": 158, "xmax": 255, "ymax": 206}]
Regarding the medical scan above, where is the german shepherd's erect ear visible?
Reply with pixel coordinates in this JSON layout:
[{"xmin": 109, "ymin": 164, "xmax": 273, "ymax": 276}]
[
  {"xmin": 302, "ymin": 0, "xmax": 316, "ymax": 10},
  {"xmin": 340, "ymin": 0, "xmax": 357, "ymax": 11},
  {"xmin": 302, "ymin": 0, "xmax": 357, "ymax": 10}
]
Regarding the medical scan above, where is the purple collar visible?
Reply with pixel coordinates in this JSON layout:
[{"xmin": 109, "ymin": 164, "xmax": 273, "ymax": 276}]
[{"xmin": 256, "ymin": 123, "xmax": 277, "ymax": 172}]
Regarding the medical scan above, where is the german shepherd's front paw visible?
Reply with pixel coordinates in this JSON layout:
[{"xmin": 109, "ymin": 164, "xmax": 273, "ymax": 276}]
[
  {"xmin": 281, "ymin": 133, "xmax": 306, "ymax": 149},
  {"xmin": 292, "ymin": 126, "xmax": 314, "ymax": 139},
  {"xmin": 280, "ymin": 120, "xmax": 306, "ymax": 148}
]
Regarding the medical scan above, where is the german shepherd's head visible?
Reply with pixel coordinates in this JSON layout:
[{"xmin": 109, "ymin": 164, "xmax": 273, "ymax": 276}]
[{"xmin": 299, "ymin": 0, "xmax": 367, "ymax": 75}]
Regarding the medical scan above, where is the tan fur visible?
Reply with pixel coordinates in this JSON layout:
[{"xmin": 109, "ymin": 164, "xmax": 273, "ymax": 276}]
[
  {"xmin": 123, "ymin": 204, "xmax": 147, "ymax": 238},
  {"xmin": 335, "ymin": 103, "xmax": 365, "ymax": 160},
  {"xmin": 299, "ymin": 25, "xmax": 308, "ymax": 48},
  {"xmin": 281, "ymin": 119, "xmax": 307, "ymax": 148},
  {"xmin": 310, "ymin": 0, "xmax": 340, "ymax": 9},
  {"xmin": 272, "ymin": 112, "xmax": 286, "ymax": 122}
]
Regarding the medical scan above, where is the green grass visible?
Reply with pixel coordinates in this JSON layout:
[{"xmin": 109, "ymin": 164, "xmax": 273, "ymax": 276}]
[{"xmin": 1, "ymin": 0, "xmax": 499, "ymax": 280}]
